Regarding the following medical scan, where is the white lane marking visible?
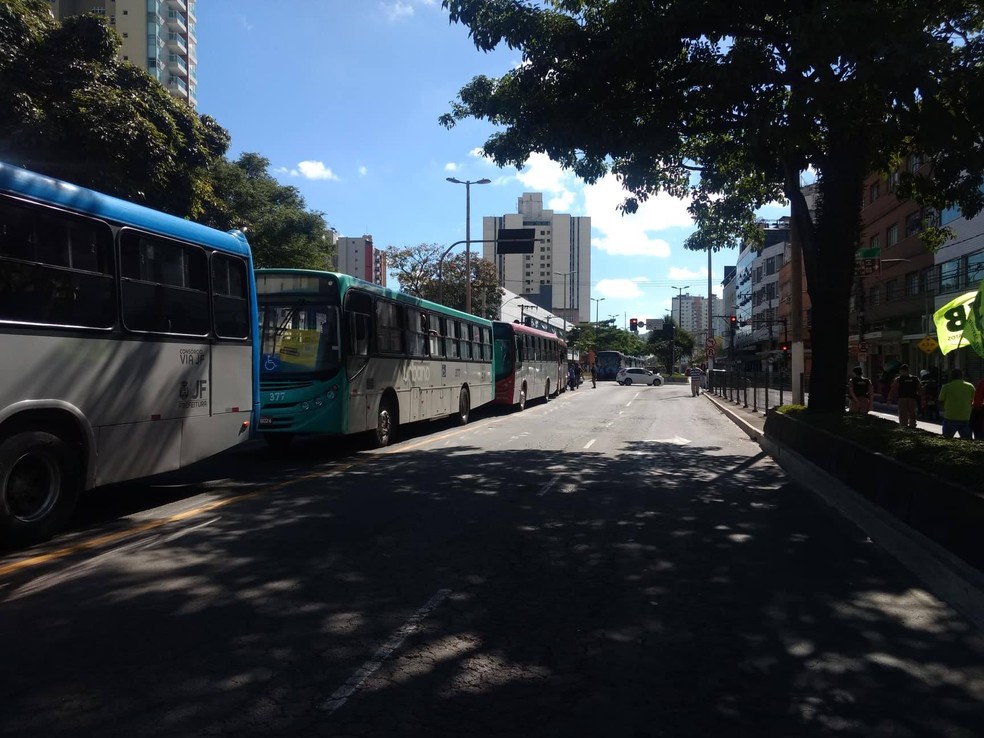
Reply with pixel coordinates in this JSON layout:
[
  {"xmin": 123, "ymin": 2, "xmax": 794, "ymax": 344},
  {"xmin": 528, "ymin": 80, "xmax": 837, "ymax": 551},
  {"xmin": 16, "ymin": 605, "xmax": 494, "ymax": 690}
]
[
  {"xmin": 322, "ymin": 588, "xmax": 452, "ymax": 713},
  {"xmin": 584, "ymin": 438, "xmax": 596, "ymax": 449},
  {"xmin": 536, "ymin": 477, "xmax": 561, "ymax": 497}
]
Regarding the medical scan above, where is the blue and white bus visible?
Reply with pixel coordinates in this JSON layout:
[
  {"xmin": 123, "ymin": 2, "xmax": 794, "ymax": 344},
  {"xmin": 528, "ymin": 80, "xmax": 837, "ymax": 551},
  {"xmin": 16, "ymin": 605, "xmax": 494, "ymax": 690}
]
[{"xmin": 0, "ymin": 162, "xmax": 259, "ymax": 545}]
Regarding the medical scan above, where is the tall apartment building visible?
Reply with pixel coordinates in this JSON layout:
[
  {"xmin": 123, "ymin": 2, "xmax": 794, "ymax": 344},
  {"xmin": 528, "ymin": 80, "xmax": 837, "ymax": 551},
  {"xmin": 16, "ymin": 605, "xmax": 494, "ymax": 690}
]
[
  {"xmin": 334, "ymin": 235, "xmax": 387, "ymax": 287},
  {"xmin": 670, "ymin": 294, "xmax": 721, "ymax": 340},
  {"xmin": 482, "ymin": 193, "xmax": 591, "ymax": 324},
  {"xmin": 49, "ymin": 0, "xmax": 197, "ymax": 107}
]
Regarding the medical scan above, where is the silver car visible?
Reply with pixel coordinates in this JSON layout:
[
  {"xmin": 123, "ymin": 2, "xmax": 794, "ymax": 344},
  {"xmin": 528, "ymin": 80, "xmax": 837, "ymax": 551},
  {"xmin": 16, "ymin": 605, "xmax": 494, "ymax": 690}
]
[{"xmin": 615, "ymin": 367, "xmax": 663, "ymax": 386}]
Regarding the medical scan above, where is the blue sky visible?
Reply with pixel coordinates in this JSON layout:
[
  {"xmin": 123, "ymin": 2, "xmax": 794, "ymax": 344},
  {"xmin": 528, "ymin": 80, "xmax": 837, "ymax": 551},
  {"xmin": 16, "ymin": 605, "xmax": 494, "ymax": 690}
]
[{"xmin": 195, "ymin": 1, "xmax": 788, "ymax": 328}]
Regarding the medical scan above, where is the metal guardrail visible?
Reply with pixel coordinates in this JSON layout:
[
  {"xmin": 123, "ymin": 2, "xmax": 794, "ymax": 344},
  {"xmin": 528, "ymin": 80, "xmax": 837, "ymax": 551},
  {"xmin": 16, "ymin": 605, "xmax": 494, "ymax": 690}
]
[{"xmin": 707, "ymin": 369, "xmax": 808, "ymax": 412}]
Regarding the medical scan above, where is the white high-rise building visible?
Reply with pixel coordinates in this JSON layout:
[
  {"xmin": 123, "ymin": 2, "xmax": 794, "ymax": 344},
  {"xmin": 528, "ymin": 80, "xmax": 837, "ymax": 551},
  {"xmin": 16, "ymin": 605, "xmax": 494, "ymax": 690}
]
[
  {"xmin": 50, "ymin": 0, "xmax": 197, "ymax": 107},
  {"xmin": 482, "ymin": 193, "xmax": 591, "ymax": 324}
]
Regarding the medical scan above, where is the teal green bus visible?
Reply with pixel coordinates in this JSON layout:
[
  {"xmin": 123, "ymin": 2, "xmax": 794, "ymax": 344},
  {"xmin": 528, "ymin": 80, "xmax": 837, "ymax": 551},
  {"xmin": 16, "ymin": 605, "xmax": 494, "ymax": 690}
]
[{"xmin": 255, "ymin": 270, "xmax": 494, "ymax": 447}]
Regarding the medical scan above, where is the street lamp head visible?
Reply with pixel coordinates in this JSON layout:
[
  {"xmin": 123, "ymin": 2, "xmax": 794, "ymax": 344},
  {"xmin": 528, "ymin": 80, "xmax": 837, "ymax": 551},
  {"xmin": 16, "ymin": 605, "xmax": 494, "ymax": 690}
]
[
  {"xmin": 477, "ymin": 178, "xmax": 491, "ymax": 185},
  {"xmin": 446, "ymin": 177, "xmax": 462, "ymax": 184}
]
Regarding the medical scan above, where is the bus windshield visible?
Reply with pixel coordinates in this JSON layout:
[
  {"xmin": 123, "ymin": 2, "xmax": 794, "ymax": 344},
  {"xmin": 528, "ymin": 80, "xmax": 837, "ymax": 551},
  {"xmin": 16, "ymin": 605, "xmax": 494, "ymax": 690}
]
[{"xmin": 260, "ymin": 302, "xmax": 341, "ymax": 375}]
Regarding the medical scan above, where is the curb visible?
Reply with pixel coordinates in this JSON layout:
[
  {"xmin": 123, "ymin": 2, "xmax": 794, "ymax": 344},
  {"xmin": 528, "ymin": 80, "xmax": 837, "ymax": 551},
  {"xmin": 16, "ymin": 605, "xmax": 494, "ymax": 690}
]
[
  {"xmin": 703, "ymin": 393, "xmax": 764, "ymax": 442},
  {"xmin": 705, "ymin": 392, "xmax": 984, "ymax": 632},
  {"xmin": 762, "ymin": 436, "xmax": 984, "ymax": 633}
]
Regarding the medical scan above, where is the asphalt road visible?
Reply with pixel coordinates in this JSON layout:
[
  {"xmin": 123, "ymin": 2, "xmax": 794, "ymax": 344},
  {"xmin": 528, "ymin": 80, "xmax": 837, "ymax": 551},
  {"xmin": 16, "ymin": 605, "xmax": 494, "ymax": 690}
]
[{"xmin": 1, "ymin": 382, "xmax": 982, "ymax": 737}]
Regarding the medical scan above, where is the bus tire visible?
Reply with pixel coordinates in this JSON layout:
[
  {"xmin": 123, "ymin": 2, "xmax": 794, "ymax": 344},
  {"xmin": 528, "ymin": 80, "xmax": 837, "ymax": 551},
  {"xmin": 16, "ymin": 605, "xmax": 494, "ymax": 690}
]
[
  {"xmin": 454, "ymin": 387, "xmax": 471, "ymax": 425},
  {"xmin": 544, "ymin": 380, "xmax": 551, "ymax": 401},
  {"xmin": 518, "ymin": 384, "xmax": 527, "ymax": 411},
  {"xmin": 263, "ymin": 433, "xmax": 294, "ymax": 451},
  {"xmin": 0, "ymin": 430, "xmax": 80, "ymax": 547},
  {"xmin": 374, "ymin": 397, "xmax": 398, "ymax": 448}
]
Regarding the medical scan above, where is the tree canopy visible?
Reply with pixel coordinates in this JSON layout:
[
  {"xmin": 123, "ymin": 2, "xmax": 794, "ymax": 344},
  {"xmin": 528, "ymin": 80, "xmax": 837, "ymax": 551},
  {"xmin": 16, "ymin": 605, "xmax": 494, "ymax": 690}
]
[
  {"xmin": 0, "ymin": 1, "xmax": 229, "ymax": 217},
  {"xmin": 201, "ymin": 154, "xmax": 335, "ymax": 269},
  {"xmin": 441, "ymin": 0, "xmax": 984, "ymax": 412},
  {"xmin": 386, "ymin": 242, "xmax": 503, "ymax": 319}
]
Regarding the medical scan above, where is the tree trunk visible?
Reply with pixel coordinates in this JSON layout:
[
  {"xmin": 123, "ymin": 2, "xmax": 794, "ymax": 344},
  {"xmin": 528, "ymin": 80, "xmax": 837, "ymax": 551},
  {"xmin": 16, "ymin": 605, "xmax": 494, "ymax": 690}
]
[{"xmin": 790, "ymin": 141, "xmax": 867, "ymax": 413}]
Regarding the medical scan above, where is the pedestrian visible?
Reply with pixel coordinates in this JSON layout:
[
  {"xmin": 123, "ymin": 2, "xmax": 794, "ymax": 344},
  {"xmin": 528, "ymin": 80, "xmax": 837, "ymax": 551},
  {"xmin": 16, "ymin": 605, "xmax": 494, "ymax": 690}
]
[
  {"xmin": 568, "ymin": 363, "xmax": 578, "ymax": 391},
  {"xmin": 887, "ymin": 363, "xmax": 923, "ymax": 428},
  {"xmin": 590, "ymin": 363, "xmax": 597, "ymax": 388},
  {"xmin": 971, "ymin": 375, "xmax": 984, "ymax": 438},
  {"xmin": 919, "ymin": 369, "xmax": 940, "ymax": 422},
  {"xmin": 938, "ymin": 367, "xmax": 975, "ymax": 439},
  {"xmin": 688, "ymin": 365, "xmax": 704, "ymax": 397},
  {"xmin": 847, "ymin": 366, "xmax": 872, "ymax": 414}
]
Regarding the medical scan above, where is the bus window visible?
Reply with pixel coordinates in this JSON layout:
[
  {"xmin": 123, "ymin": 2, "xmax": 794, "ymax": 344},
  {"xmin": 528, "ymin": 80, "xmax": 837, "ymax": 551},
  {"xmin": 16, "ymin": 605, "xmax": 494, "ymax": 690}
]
[
  {"xmin": 212, "ymin": 254, "xmax": 250, "ymax": 339},
  {"xmin": 375, "ymin": 299, "xmax": 403, "ymax": 355},
  {"xmin": 350, "ymin": 312, "xmax": 369, "ymax": 357},
  {"xmin": 406, "ymin": 308, "xmax": 427, "ymax": 357},
  {"xmin": 120, "ymin": 231, "xmax": 209, "ymax": 335}
]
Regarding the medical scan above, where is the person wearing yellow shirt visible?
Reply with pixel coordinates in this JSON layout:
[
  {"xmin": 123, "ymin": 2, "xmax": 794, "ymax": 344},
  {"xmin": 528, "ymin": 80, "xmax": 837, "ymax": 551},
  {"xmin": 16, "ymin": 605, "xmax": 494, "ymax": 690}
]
[{"xmin": 938, "ymin": 368, "xmax": 976, "ymax": 439}]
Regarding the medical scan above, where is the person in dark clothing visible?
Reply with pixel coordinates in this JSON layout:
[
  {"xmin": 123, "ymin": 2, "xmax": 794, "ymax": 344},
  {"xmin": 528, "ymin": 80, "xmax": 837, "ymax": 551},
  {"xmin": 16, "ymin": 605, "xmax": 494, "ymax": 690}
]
[
  {"xmin": 888, "ymin": 363, "xmax": 923, "ymax": 428},
  {"xmin": 919, "ymin": 369, "xmax": 940, "ymax": 421},
  {"xmin": 848, "ymin": 366, "xmax": 872, "ymax": 414}
]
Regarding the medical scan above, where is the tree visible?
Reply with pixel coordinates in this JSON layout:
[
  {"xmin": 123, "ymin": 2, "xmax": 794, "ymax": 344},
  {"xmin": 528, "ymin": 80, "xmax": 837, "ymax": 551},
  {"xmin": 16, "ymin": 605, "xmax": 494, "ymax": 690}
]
[
  {"xmin": 647, "ymin": 318, "xmax": 694, "ymax": 373},
  {"xmin": 441, "ymin": 0, "xmax": 984, "ymax": 412},
  {"xmin": 0, "ymin": 3, "xmax": 230, "ymax": 218},
  {"xmin": 201, "ymin": 154, "xmax": 335, "ymax": 269},
  {"xmin": 386, "ymin": 243, "xmax": 503, "ymax": 318}
]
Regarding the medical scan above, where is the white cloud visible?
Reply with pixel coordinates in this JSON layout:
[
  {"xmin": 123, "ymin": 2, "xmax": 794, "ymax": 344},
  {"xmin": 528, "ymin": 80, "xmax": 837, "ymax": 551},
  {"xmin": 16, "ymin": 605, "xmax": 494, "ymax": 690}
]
[
  {"xmin": 444, "ymin": 162, "xmax": 459, "ymax": 172},
  {"xmin": 381, "ymin": 0, "xmax": 434, "ymax": 21},
  {"xmin": 291, "ymin": 161, "xmax": 339, "ymax": 181},
  {"xmin": 511, "ymin": 153, "xmax": 694, "ymax": 258},
  {"xmin": 594, "ymin": 277, "xmax": 646, "ymax": 300},
  {"xmin": 382, "ymin": 2, "xmax": 414, "ymax": 20},
  {"xmin": 358, "ymin": 165, "xmax": 368, "ymax": 177},
  {"xmin": 667, "ymin": 266, "xmax": 707, "ymax": 281}
]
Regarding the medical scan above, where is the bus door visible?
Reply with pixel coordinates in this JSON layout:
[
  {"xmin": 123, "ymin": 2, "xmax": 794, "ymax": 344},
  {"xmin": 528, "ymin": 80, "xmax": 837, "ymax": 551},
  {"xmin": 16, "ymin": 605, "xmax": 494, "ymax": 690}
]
[{"xmin": 344, "ymin": 290, "xmax": 372, "ymax": 433}]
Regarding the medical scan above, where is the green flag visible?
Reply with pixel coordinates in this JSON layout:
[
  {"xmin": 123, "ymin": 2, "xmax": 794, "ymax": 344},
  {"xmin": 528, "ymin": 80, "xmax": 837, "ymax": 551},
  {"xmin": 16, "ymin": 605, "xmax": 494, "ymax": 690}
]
[
  {"xmin": 933, "ymin": 287, "xmax": 984, "ymax": 355},
  {"xmin": 961, "ymin": 280, "xmax": 984, "ymax": 357}
]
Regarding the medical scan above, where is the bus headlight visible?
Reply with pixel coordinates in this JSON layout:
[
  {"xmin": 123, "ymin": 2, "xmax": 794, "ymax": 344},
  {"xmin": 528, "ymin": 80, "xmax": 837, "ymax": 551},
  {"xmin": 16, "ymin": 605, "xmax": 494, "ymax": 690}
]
[
  {"xmin": 301, "ymin": 401, "xmax": 311, "ymax": 411},
  {"xmin": 314, "ymin": 396, "xmax": 324, "ymax": 407},
  {"xmin": 325, "ymin": 390, "xmax": 336, "ymax": 400}
]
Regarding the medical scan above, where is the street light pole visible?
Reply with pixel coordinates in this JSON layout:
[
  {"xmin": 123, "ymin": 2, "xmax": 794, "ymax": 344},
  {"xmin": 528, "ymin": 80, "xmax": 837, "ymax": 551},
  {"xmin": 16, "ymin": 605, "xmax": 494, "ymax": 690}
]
[
  {"xmin": 446, "ymin": 177, "xmax": 491, "ymax": 314},
  {"xmin": 554, "ymin": 271, "xmax": 576, "ymax": 322},
  {"xmin": 672, "ymin": 285, "xmax": 690, "ymax": 374},
  {"xmin": 590, "ymin": 296, "xmax": 605, "ymax": 323}
]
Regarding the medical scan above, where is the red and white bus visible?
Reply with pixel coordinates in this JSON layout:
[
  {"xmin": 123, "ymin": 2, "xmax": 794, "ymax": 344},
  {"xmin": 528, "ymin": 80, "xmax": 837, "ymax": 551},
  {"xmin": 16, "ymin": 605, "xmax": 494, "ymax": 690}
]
[{"xmin": 492, "ymin": 320, "xmax": 567, "ymax": 410}]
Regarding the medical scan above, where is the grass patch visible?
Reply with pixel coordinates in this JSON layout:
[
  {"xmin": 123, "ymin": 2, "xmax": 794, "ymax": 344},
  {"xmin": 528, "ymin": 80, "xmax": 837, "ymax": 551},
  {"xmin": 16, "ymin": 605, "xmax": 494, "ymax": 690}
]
[{"xmin": 775, "ymin": 407, "xmax": 984, "ymax": 493}]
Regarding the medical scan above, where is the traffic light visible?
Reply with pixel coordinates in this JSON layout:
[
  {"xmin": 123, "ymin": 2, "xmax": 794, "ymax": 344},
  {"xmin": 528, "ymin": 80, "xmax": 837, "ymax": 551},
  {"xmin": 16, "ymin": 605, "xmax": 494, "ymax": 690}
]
[
  {"xmin": 729, "ymin": 315, "xmax": 737, "ymax": 326},
  {"xmin": 629, "ymin": 318, "xmax": 638, "ymax": 332},
  {"xmin": 781, "ymin": 342, "xmax": 789, "ymax": 354}
]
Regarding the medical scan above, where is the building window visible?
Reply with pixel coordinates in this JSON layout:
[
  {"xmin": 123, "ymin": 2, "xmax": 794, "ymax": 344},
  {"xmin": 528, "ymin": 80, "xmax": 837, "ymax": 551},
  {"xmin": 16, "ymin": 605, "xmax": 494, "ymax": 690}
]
[
  {"xmin": 905, "ymin": 272, "xmax": 919, "ymax": 297},
  {"xmin": 868, "ymin": 285, "xmax": 881, "ymax": 306},
  {"xmin": 886, "ymin": 223, "xmax": 898, "ymax": 247},
  {"xmin": 887, "ymin": 171, "xmax": 899, "ymax": 192},
  {"xmin": 905, "ymin": 211, "xmax": 922, "ymax": 237},
  {"xmin": 966, "ymin": 250, "xmax": 984, "ymax": 285},
  {"xmin": 885, "ymin": 279, "xmax": 898, "ymax": 301},
  {"xmin": 869, "ymin": 181, "xmax": 880, "ymax": 203},
  {"xmin": 921, "ymin": 266, "xmax": 936, "ymax": 295},
  {"xmin": 869, "ymin": 234, "xmax": 880, "ymax": 251},
  {"xmin": 940, "ymin": 259, "xmax": 960, "ymax": 293}
]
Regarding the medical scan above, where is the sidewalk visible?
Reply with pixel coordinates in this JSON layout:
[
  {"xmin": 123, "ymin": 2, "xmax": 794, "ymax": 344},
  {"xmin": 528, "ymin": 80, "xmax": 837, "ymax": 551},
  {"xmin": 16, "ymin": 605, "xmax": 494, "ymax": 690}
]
[
  {"xmin": 703, "ymin": 390, "xmax": 984, "ymax": 632},
  {"xmin": 703, "ymin": 389, "xmax": 943, "ymax": 438}
]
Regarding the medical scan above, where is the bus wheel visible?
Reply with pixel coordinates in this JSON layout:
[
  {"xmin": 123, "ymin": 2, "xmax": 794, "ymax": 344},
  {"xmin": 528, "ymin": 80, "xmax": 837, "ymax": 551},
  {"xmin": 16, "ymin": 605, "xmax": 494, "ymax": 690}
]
[
  {"xmin": 263, "ymin": 433, "xmax": 294, "ymax": 451},
  {"xmin": 455, "ymin": 387, "xmax": 471, "ymax": 425},
  {"xmin": 375, "ymin": 398, "xmax": 398, "ymax": 448},
  {"xmin": 0, "ymin": 431, "xmax": 80, "ymax": 547},
  {"xmin": 518, "ymin": 384, "xmax": 527, "ymax": 411},
  {"xmin": 544, "ymin": 380, "xmax": 551, "ymax": 401}
]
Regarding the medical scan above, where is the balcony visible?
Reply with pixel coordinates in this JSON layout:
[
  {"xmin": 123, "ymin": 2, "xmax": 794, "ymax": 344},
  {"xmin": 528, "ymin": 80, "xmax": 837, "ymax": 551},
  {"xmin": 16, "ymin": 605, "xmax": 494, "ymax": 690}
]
[
  {"xmin": 167, "ymin": 76, "xmax": 188, "ymax": 95},
  {"xmin": 167, "ymin": 0, "xmax": 187, "ymax": 12},
  {"xmin": 167, "ymin": 54, "xmax": 188, "ymax": 77},
  {"xmin": 166, "ymin": 11, "xmax": 187, "ymax": 33},
  {"xmin": 166, "ymin": 32, "xmax": 187, "ymax": 54}
]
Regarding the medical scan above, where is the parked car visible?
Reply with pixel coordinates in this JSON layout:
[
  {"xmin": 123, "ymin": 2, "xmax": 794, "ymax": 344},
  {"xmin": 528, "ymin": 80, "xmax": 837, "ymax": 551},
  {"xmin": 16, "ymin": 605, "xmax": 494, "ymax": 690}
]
[{"xmin": 616, "ymin": 367, "xmax": 663, "ymax": 386}]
